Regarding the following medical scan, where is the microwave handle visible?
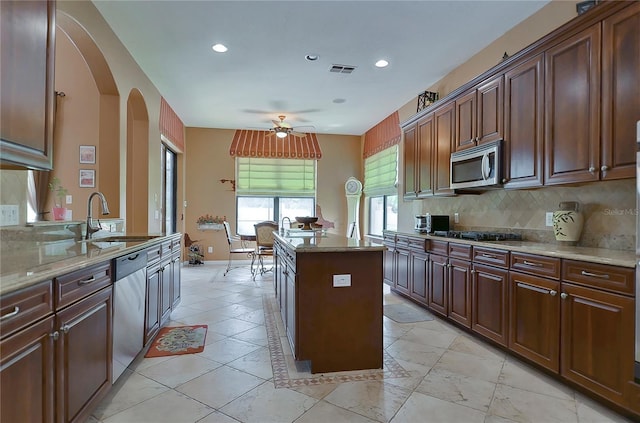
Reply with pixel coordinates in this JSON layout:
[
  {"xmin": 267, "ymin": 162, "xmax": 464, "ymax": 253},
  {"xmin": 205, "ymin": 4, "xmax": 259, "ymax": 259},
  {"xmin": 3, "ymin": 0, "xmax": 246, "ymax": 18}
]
[{"xmin": 481, "ymin": 152, "xmax": 490, "ymax": 180}]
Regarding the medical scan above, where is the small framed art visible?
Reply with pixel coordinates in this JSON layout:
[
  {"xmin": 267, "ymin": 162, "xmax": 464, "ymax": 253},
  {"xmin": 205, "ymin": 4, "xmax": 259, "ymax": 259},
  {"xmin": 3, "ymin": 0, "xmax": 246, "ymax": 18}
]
[
  {"xmin": 79, "ymin": 145, "xmax": 96, "ymax": 164},
  {"xmin": 79, "ymin": 169, "xmax": 95, "ymax": 188}
]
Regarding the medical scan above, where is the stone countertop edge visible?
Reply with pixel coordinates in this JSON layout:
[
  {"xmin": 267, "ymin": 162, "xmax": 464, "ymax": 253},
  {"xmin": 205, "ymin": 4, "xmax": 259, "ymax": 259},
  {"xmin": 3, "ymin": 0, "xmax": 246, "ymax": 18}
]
[
  {"xmin": 387, "ymin": 231, "xmax": 637, "ymax": 269},
  {"xmin": 274, "ymin": 231, "xmax": 386, "ymax": 253},
  {"xmin": 0, "ymin": 233, "xmax": 181, "ymax": 296}
]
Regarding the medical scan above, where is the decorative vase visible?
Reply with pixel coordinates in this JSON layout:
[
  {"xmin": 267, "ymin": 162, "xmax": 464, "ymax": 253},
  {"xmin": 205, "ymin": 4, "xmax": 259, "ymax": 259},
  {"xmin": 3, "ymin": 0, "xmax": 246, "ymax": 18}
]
[
  {"xmin": 52, "ymin": 207, "xmax": 67, "ymax": 221},
  {"xmin": 552, "ymin": 202, "xmax": 583, "ymax": 242}
]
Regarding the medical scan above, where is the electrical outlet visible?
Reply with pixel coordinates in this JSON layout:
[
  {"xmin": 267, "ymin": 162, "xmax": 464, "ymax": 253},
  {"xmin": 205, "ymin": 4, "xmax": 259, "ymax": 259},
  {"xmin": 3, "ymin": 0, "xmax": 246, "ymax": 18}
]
[
  {"xmin": 0, "ymin": 205, "xmax": 19, "ymax": 226},
  {"xmin": 65, "ymin": 195, "xmax": 72, "ymax": 204},
  {"xmin": 207, "ymin": 246, "xmax": 213, "ymax": 253},
  {"xmin": 333, "ymin": 274, "xmax": 351, "ymax": 287},
  {"xmin": 546, "ymin": 212, "xmax": 554, "ymax": 227},
  {"xmin": 454, "ymin": 213, "xmax": 460, "ymax": 224}
]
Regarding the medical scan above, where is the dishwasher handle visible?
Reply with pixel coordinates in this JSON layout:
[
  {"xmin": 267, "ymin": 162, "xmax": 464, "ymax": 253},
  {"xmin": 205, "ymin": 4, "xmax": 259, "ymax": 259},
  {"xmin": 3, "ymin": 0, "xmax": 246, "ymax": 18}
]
[{"xmin": 113, "ymin": 252, "xmax": 148, "ymax": 280}]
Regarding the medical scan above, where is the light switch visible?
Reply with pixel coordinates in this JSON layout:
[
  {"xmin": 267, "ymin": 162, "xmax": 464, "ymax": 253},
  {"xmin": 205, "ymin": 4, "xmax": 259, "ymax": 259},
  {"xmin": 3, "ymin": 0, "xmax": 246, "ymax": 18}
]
[
  {"xmin": 333, "ymin": 274, "xmax": 351, "ymax": 287},
  {"xmin": 0, "ymin": 205, "xmax": 19, "ymax": 226},
  {"xmin": 65, "ymin": 195, "xmax": 73, "ymax": 204}
]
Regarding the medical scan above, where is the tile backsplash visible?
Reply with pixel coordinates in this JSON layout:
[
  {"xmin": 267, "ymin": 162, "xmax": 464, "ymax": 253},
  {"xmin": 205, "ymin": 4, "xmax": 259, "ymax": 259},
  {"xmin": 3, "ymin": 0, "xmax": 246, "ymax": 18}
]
[{"xmin": 418, "ymin": 179, "xmax": 635, "ymax": 251}]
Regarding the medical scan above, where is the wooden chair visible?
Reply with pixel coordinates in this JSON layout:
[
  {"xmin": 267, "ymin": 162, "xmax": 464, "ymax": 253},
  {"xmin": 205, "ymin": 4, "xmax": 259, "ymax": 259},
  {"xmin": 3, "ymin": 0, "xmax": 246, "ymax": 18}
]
[
  {"xmin": 253, "ymin": 220, "xmax": 278, "ymax": 279},
  {"xmin": 222, "ymin": 221, "xmax": 255, "ymax": 276}
]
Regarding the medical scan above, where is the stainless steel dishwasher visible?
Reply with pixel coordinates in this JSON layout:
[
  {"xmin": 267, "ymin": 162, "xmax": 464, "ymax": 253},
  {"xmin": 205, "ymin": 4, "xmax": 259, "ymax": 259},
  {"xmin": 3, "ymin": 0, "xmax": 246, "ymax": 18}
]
[{"xmin": 112, "ymin": 251, "xmax": 147, "ymax": 382}]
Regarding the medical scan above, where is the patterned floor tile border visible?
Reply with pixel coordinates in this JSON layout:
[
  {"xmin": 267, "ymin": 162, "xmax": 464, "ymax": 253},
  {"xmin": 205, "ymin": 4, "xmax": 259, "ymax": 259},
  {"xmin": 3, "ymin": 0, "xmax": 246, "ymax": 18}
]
[{"xmin": 262, "ymin": 295, "xmax": 410, "ymax": 388}]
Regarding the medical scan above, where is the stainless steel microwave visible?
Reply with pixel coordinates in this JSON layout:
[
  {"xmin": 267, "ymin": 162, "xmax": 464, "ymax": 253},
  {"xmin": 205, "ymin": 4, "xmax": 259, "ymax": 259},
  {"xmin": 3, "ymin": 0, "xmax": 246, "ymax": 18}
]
[{"xmin": 450, "ymin": 139, "xmax": 502, "ymax": 189}]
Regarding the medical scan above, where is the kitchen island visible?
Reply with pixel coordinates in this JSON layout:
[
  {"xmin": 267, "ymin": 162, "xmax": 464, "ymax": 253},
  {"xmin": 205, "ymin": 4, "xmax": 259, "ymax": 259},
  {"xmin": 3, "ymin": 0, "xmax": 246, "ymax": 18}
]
[{"xmin": 273, "ymin": 231, "xmax": 385, "ymax": 373}]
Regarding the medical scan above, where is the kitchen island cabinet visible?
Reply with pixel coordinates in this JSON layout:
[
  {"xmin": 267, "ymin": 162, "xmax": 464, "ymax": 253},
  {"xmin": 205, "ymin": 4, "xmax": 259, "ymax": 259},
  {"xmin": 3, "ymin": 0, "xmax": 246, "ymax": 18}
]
[{"xmin": 273, "ymin": 232, "xmax": 384, "ymax": 373}]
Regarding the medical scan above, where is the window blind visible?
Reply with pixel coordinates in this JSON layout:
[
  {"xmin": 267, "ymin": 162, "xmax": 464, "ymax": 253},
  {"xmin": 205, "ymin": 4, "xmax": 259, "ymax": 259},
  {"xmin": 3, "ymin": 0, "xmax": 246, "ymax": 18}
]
[
  {"xmin": 236, "ymin": 157, "xmax": 316, "ymax": 196},
  {"xmin": 363, "ymin": 145, "xmax": 398, "ymax": 196}
]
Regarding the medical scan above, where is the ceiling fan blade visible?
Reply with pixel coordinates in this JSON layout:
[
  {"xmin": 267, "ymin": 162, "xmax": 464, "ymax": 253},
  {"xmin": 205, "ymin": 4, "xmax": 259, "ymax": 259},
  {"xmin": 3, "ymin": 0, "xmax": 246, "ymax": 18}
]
[
  {"xmin": 265, "ymin": 130, "xmax": 276, "ymax": 138},
  {"xmin": 289, "ymin": 130, "xmax": 306, "ymax": 138},
  {"xmin": 271, "ymin": 119, "xmax": 282, "ymax": 127}
]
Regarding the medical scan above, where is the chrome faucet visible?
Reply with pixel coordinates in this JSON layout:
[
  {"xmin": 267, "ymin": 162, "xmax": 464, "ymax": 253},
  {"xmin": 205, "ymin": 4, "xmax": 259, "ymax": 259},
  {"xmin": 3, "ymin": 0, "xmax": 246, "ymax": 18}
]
[
  {"xmin": 280, "ymin": 216, "xmax": 291, "ymax": 233},
  {"xmin": 85, "ymin": 192, "xmax": 110, "ymax": 239}
]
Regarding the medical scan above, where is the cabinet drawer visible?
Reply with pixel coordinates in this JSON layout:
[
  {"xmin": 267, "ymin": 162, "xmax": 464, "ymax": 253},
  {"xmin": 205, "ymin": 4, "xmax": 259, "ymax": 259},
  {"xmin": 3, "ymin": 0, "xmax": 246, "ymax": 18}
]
[
  {"xmin": 383, "ymin": 232, "xmax": 396, "ymax": 244},
  {"xmin": 54, "ymin": 262, "xmax": 112, "ymax": 310},
  {"xmin": 0, "ymin": 280, "xmax": 53, "ymax": 340},
  {"xmin": 473, "ymin": 247, "xmax": 509, "ymax": 268},
  {"xmin": 146, "ymin": 244, "xmax": 162, "ymax": 264},
  {"xmin": 427, "ymin": 239, "xmax": 448, "ymax": 255},
  {"xmin": 396, "ymin": 235, "xmax": 411, "ymax": 250},
  {"xmin": 562, "ymin": 260, "xmax": 634, "ymax": 295},
  {"xmin": 510, "ymin": 252, "xmax": 560, "ymax": 279},
  {"xmin": 449, "ymin": 243, "xmax": 471, "ymax": 260},
  {"xmin": 407, "ymin": 236, "xmax": 426, "ymax": 253},
  {"xmin": 161, "ymin": 240, "xmax": 172, "ymax": 257}
]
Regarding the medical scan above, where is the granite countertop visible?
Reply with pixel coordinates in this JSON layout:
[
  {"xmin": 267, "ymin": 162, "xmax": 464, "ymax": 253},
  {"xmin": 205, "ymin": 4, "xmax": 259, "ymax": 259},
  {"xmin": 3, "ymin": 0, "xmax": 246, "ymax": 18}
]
[
  {"xmin": 389, "ymin": 231, "xmax": 637, "ymax": 268},
  {"xmin": 275, "ymin": 230, "xmax": 386, "ymax": 252},
  {"xmin": 0, "ymin": 233, "xmax": 181, "ymax": 296}
]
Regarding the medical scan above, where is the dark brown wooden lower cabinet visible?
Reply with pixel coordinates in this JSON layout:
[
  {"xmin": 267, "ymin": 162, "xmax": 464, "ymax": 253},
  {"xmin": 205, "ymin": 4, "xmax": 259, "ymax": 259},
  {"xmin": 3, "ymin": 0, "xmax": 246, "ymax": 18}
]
[
  {"xmin": 448, "ymin": 258, "xmax": 471, "ymax": 328},
  {"xmin": 0, "ymin": 316, "xmax": 55, "ymax": 423},
  {"xmin": 409, "ymin": 251, "xmax": 428, "ymax": 305},
  {"xmin": 428, "ymin": 254, "xmax": 448, "ymax": 317},
  {"xmin": 395, "ymin": 248, "xmax": 410, "ymax": 295},
  {"xmin": 145, "ymin": 262, "xmax": 161, "ymax": 345},
  {"xmin": 560, "ymin": 282, "xmax": 635, "ymax": 406},
  {"xmin": 508, "ymin": 271, "xmax": 560, "ymax": 372},
  {"xmin": 472, "ymin": 263, "xmax": 509, "ymax": 346},
  {"xmin": 55, "ymin": 287, "xmax": 112, "ymax": 423}
]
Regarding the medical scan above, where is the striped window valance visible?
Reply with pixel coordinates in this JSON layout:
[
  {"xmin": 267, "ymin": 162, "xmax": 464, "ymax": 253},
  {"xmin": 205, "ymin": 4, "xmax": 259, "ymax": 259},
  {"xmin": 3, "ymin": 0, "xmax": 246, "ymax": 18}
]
[
  {"xmin": 229, "ymin": 130, "xmax": 322, "ymax": 159},
  {"xmin": 363, "ymin": 111, "xmax": 401, "ymax": 159},
  {"xmin": 159, "ymin": 97, "xmax": 185, "ymax": 151}
]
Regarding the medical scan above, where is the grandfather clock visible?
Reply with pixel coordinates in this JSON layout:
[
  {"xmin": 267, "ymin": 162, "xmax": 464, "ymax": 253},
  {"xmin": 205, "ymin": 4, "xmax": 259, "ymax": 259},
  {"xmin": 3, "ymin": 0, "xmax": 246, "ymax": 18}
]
[{"xmin": 344, "ymin": 177, "xmax": 362, "ymax": 240}]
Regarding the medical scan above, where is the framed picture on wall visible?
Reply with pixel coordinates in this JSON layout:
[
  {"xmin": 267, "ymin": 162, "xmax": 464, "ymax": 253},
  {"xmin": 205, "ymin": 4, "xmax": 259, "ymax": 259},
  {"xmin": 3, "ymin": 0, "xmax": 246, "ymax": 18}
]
[
  {"xmin": 79, "ymin": 145, "xmax": 96, "ymax": 164},
  {"xmin": 79, "ymin": 169, "xmax": 95, "ymax": 188}
]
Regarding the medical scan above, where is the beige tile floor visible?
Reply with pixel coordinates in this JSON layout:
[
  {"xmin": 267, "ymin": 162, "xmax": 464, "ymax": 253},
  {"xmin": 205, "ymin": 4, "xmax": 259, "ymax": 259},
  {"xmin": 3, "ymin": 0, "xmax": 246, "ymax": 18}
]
[{"xmin": 90, "ymin": 261, "xmax": 634, "ymax": 423}]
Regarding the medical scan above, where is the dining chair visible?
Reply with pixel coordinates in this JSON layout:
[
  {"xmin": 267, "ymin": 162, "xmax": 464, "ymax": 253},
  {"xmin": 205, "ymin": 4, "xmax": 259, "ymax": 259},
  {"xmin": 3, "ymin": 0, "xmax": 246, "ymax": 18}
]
[
  {"xmin": 222, "ymin": 221, "xmax": 255, "ymax": 276},
  {"xmin": 252, "ymin": 220, "xmax": 278, "ymax": 280}
]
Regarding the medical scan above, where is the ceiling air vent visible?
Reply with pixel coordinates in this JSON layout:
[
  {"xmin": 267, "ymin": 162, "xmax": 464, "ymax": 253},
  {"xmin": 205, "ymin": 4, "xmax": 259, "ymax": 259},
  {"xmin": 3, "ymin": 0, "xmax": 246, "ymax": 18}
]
[{"xmin": 329, "ymin": 64, "xmax": 356, "ymax": 74}]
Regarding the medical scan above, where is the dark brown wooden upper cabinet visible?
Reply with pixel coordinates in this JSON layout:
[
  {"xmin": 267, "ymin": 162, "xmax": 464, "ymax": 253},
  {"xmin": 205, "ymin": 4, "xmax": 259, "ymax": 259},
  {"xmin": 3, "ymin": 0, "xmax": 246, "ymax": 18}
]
[
  {"xmin": 402, "ymin": 124, "xmax": 417, "ymax": 199},
  {"xmin": 503, "ymin": 54, "xmax": 545, "ymax": 189},
  {"xmin": 433, "ymin": 101, "xmax": 456, "ymax": 196},
  {"xmin": 0, "ymin": 0, "xmax": 56, "ymax": 170},
  {"xmin": 454, "ymin": 75, "xmax": 503, "ymax": 152},
  {"xmin": 544, "ymin": 24, "xmax": 601, "ymax": 185},
  {"xmin": 601, "ymin": 1, "xmax": 640, "ymax": 181},
  {"xmin": 416, "ymin": 114, "xmax": 435, "ymax": 198}
]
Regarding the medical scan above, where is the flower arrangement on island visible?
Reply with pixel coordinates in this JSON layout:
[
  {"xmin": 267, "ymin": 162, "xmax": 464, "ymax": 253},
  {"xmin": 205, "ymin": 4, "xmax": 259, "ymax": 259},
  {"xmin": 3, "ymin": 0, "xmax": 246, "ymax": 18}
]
[{"xmin": 196, "ymin": 214, "xmax": 226, "ymax": 225}]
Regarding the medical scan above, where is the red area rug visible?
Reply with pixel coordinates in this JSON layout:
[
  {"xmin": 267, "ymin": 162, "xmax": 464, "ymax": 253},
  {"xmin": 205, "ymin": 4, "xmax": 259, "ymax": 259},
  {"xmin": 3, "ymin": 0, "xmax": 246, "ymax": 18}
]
[{"xmin": 145, "ymin": 325, "xmax": 208, "ymax": 358}]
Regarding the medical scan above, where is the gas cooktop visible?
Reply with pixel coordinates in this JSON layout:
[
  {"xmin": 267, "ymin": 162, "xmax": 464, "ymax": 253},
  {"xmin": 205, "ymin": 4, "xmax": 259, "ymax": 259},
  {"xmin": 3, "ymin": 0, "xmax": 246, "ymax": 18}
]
[{"xmin": 432, "ymin": 230, "xmax": 522, "ymax": 242}]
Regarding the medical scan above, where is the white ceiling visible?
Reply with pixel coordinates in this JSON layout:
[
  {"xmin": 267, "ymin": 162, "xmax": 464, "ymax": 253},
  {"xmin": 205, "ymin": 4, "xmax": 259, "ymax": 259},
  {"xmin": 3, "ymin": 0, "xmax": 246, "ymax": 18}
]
[{"xmin": 91, "ymin": 0, "xmax": 550, "ymax": 136}]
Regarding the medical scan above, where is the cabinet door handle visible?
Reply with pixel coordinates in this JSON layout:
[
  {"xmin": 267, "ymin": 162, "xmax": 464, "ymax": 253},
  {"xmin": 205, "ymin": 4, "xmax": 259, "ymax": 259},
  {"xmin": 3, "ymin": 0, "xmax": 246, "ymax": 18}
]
[
  {"xmin": 60, "ymin": 325, "xmax": 70, "ymax": 334},
  {"xmin": 127, "ymin": 254, "xmax": 140, "ymax": 261},
  {"xmin": 0, "ymin": 306, "xmax": 20, "ymax": 321},
  {"xmin": 516, "ymin": 282, "xmax": 549, "ymax": 295},
  {"xmin": 78, "ymin": 276, "xmax": 96, "ymax": 285},
  {"xmin": 50, "ymin": 331, "xmax": 60, "ymax": 341},
  {"xmin": 588, "ymin": 166, "xmax": 596, "ymax": 173},
  {"xmin": 601, "ymin": 165, "xmax": 609, "ymax": 172},
  {"xmin": 560, "ymin": 292, "xmax": 568, "ymax": 299},
  {"xmin": 580, "ymin": 270, "xmax": 610, "ymax": 279},
  {"xmin": 549, "ymin": 290, "xmax": 557, "ymax": 296},
  {"xmin": 523, "ymin": 260, "xmax": 543, "ymax": 267}
]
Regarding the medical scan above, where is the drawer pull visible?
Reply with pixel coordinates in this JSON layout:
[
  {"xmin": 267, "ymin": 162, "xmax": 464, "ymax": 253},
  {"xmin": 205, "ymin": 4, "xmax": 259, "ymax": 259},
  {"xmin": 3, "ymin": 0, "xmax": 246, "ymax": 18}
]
[
  {"xmin": 580, "ymin": 270, "xmax": 610, "ymax": 279},
  {"xmin": 481, "ymin": 253, "xmax": 497, "ymax": 259},
  {"xmin": 523, "ymin": 260, "xmax": 543, "ymax": 267},
  {"xmin": 0, "ymin": 306, "xmax": 20, "ymax": 321},
  {"xmin": 50, "ymin": 331, "xmax": 60, "ymax": 340},
  {"xmin": 561, "ymin": 293, "xmax": 568, "ymax": 300},
  {"xmin": 127, "ymin": 254, "xmax": 140, "ymax": 261},
  {"xmin": 78, "ymin": 276, "xmax": 96, "ymax": 285},
  {"xmin": 516, "ymin": 282, "xmax": 550, "ymax": 295}
]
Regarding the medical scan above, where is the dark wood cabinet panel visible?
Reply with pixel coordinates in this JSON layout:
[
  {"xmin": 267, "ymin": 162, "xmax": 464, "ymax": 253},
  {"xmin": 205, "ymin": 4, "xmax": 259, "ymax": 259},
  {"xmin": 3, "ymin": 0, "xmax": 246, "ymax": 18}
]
[
  {"xmin": 433, "ymin": 102, "xmax": 455, "ymax": 195},
  {"xmin": 455, "ymin": 90, "xmax": 476, "ymax": 151},
  {"xmin": 409, "ymin": 251, "xmax": 428, "ymax": 305},
  {"xmin": 476, "ymin": 76, "xmax": 503, "ymax": 145},
  {"xmin": 0, "ymin": 279, "xmax": 53, "ymax": 340},
  {"xmin": 509, "ymin": 271, "xmax": 560, "ymax": 371},
  {"xmin": 544, "ymin": 24, "xmax": 601, "ymax": 185},
  {"xmin": 145, "ymin": 264, "xmax": 161, "ymax": 345},
  {"xmin": 560, "ymin": 283, "xmax": 634, "ymax": 405},
  {"xmin": 601, "ymin": 1, "xmax": 640, "ymax": 180},
  {"xmin": 503, "ymin": 54, "xmax": 544, "ymax": 188},
  {"xmin": 402, "ymin": 124, "xmax": 417, "ymax": 199},
  {"xmin": 0, "ymin": 316, "xmax": 55, "ymax": 423},
  {"xmin": 285, "ymin": 262, "xmax": 296, "ymax": 356},
  {"xmin": 416, "ymin": 115, "xmax": 434, "ymax": 197},
  {"xmin": 383, "ymin": 245, "xmax": 395, "ymax": 287},
  {"xmin": 472, "ymin": 264, "xmax": 509, "ymax": 346},
  {"xmin": 428, "ymin": 254, "xmax": 448, "ymax": 316},
  {"xmin": 0, "ymin": 0, "xmax": 56, "ymax": 170},
  {"xmin": 55, "ymin": 287, "xmax": 112, "ymax": 423},
  {"xmin": 170, "ymin": 254, "xmax": 181, "ymax": 309},
  {"xmin": 449, "ymin": 258, "xmax": 471, "ymax": 328},
  {"xmin": 160, "ymin": 260, "xmax": 171, "ymax": 327},
  {"xmin": 395, "ymin": 249, "xmax": 410, "ymax": 295}
]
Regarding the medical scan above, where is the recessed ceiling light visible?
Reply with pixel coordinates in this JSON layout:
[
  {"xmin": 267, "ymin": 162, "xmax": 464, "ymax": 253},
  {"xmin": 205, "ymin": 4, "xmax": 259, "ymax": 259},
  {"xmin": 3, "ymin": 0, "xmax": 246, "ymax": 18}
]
[
  {"xmin": 375, "ymin": 59, "xmax": 389, "ymax": 68},
  {"xmin": 212, "ymin": 43, "xmax": 228, "ymax": 53},
  {"xmin": 305, "ymin": 54, "xmax": 319, "ymax": 61}
]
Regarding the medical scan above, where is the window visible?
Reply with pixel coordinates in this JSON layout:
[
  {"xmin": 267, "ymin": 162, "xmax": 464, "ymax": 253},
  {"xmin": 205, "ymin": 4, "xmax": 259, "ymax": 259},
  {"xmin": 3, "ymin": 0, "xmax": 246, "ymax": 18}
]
[
  {"xmin": 364, "ymin": 145, "xmax": 398, "ymax": 236},
  {"xmin": 161, "ymin": 143, "xmax": 177, "ymax": 233},
  {"xmin": 236, "ymin": 157, "xmax": 316, "ymax": 234}
]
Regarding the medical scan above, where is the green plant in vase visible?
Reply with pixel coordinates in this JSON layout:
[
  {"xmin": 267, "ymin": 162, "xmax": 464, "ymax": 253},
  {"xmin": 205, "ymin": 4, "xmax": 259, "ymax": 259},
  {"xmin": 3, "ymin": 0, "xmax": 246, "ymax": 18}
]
[{"xmin": 48, "ymin": 176, "xmax": 68, "ymax": 220}]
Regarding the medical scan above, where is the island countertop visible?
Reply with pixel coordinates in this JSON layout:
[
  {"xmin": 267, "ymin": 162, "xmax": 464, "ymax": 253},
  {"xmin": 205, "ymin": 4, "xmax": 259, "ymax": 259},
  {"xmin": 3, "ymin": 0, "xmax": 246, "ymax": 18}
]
[{"xmin": 274, "ymin": 230, "xmax": 385, "ymax": 252}]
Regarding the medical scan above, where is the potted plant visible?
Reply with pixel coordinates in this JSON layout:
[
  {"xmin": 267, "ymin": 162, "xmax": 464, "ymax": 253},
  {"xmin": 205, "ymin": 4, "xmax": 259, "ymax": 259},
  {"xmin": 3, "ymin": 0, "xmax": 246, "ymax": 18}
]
[
  {"xmin": 196, "ymin": 214, "xmax": 226, "ymax": 230},
  {"xmin": 48, "ymin": 176, "xmax": 68, "ymax": 220}
]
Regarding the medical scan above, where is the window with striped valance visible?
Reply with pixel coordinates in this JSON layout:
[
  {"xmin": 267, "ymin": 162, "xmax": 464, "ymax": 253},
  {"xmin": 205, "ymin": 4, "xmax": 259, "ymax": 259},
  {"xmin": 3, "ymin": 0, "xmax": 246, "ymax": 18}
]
[
  {"xmin": 236, "ymin": 157, "xmax": 316, "ymax": 197},
  {"xmin": 363, "ymin": 145, "xmax": 398, "ymax": 196}
]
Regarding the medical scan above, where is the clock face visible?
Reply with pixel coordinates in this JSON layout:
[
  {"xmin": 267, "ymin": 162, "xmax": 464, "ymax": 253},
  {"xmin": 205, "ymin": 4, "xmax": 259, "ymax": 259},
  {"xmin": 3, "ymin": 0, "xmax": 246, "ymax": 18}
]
[{"xmin": 345, "ymin": 179, "xmax": 361, "ymax": 194}]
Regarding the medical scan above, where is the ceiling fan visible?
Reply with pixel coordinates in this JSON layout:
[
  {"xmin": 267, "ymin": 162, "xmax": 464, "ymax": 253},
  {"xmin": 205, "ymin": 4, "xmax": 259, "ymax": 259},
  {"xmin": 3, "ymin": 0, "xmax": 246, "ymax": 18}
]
[{"xmin": 267, "ymin": 115, "xmax": 307, "ymax": 138}]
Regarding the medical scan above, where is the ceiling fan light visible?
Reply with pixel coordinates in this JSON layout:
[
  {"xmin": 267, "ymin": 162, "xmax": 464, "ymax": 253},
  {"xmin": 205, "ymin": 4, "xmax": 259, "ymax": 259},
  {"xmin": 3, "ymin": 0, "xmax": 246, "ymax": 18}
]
[{"xmin": 275, "ymin": 129, "xmax": 288, "ymax": 138}]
